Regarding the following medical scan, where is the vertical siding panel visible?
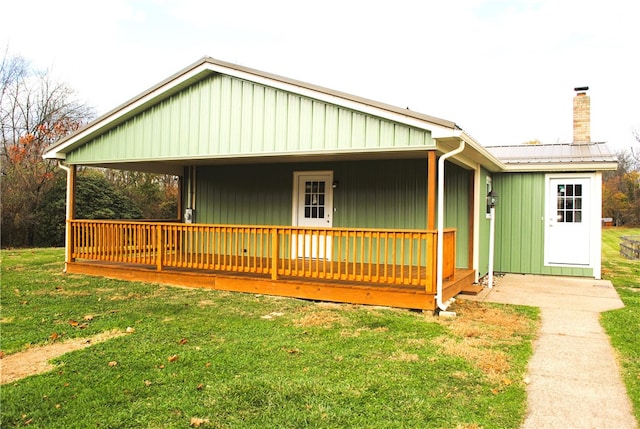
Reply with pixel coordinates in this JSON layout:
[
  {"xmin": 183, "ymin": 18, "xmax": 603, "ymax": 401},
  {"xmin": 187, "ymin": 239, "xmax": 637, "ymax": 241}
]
[
  {"xmin": 240, "ymin": 81, "xmax": 254, "ymax": 153},
  {"xmin": 189, "ymin": 86, "xmax": 200, "ymax": 154},
  {"xmin": 219, "ymin": 76, "xmax": 232, "ymax": 154},
  {"xmin": 252, "ymin": 84, "xmax": 265, "ymax": 152},
  {"xmin": 287, "ymin": 94, "xmax": 300, "ymax": 151},
  {"xmin": 409, "ymin": 128, "xmax": 424, "ymax": 146},
  {"xmin": 198, "ymin": 82, "xmax": 211, "ymax": 154},
  {"xmin": 494, "ymin": 173, "xmax": 546, "ymax": 274},
  {"xmin": 365, "ymin": 116, "xmax": 380, "ymax": 148},
  {"xmin": 229, "ymin": 78, "xmax": 243, "ymax": 154},
  {"xmin": 151, "ymin": 104, "xmax": 162, "ymax": 157},
  {"xmin": 311, "ymin": 101, "xmax": 326, "ymax": 150},
  {"xmin": 299, "ymin": 97, "xmax": 313, "ymax": 150},
  {"xmin": 380, "ymin": 121, "xmax": 395, "ymax": 146},
  {"xmin": 394, "ymin": 125, "xmax": 408, "ymax": 146},
  {"xmin": 208, "ymin": 77, "xmax": 222, "ymax": 155},
  {"xmin": 324, "ymin": 104, "xmax": 339, "ymax": 150},
  {"xmin": 262, "ymin": 87, "xmax": 276, "ymax": 152},
  {"xmin": 351, "ymin": 112, "xmax": 366, "ymax": 149},
  {"xmin": 274, "ymin": 90, "xmax": 288, "ymax": 152}
]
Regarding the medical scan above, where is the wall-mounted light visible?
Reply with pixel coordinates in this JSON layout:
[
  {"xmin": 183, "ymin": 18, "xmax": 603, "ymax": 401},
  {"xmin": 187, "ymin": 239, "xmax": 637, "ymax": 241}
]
[
  {"xmin": 487, "ymin": 190, "xmax": 498, "ymax": 208},
  {"xmin": 332, "ymin": 181, "xmax": 339, "ymax": 189}
]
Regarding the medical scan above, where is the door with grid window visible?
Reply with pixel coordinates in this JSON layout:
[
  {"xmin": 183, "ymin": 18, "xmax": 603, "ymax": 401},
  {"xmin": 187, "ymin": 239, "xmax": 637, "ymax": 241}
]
[
  {"xmin": 293, "ymin": 172, "xmax": 333, "ymax": 259},
  {"xmin": 546, "ymin": 177, "xmax": 591, "ymax": 265}
]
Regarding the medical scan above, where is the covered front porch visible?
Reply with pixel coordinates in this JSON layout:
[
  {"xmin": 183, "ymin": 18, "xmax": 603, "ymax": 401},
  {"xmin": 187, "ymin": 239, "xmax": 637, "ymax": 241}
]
[{"xmin": 64, "ymin": 219, "xmax": 475, "ymax": 310}]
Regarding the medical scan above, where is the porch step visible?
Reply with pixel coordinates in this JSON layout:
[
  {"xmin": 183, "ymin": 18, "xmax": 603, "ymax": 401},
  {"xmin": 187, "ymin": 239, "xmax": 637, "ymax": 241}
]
[{"xmin": 459, "ymin": 284, "xmax": 484, "ymax": 296}]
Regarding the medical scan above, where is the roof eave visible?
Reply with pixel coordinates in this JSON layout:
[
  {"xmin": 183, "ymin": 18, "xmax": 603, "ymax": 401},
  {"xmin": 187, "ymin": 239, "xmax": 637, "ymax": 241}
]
[{"xmin": 501, "ymin": 161, "xmax": 618, "ymax": 172}]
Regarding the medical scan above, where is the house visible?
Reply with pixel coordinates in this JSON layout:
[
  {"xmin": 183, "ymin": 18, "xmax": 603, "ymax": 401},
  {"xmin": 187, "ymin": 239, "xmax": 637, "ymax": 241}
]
[{"xmin": 43, "ymin": 57, "xmax": 617, "ymax": 311}]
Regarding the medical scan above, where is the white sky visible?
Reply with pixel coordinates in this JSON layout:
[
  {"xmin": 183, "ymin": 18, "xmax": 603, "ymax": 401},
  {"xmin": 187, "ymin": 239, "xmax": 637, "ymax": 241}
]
[{"xmin": 3, "ymin": 0, "xmax": 639, "ymax": 152}]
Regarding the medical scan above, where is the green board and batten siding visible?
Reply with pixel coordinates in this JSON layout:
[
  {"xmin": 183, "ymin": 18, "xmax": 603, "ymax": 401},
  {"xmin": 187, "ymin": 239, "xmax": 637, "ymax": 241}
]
[
  {"xmin": 66, "ymin": 74, "xmax": 435, "ymax": 164},
  {"xmin": 195, "ymin": 160, "xmax": 471, "ymax": 269},
  {"xmin": 493, "ymin": 173, "xmax": 593, "ymax": 276}
]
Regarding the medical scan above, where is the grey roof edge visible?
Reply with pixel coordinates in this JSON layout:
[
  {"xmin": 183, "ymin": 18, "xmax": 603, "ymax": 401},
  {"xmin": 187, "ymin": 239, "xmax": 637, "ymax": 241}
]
[{"xmin": 44, "ymin": 56, "xmax": 459, "ymax": 157}]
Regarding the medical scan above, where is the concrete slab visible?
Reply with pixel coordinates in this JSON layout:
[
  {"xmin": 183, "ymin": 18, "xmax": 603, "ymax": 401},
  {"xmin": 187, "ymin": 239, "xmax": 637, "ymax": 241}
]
[{"xmin": 460, "ymin": 274, "xmax": 637, "ymax": 429}]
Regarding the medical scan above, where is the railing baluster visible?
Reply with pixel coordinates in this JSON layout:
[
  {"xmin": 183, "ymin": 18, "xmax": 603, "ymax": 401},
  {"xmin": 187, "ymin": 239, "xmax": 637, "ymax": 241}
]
[{"xmin": 67, "ymin": 220, "xmax": 456, "ymax": 293}]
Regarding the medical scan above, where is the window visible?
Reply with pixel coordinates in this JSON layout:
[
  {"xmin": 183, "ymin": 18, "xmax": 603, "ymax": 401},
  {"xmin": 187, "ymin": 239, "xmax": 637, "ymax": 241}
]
[
  {"xmin": 303, "ymin": 181, "xmax": 325, "ymax": 219},
  {"xmin": 556, "ymin": 183, "xmax": 582, "ymax": 223}
]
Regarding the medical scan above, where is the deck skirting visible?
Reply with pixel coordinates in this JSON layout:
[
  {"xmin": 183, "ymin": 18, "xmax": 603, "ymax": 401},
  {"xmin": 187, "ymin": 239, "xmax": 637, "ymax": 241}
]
[{"xmin": 66, "ymin": 261, "xmax": 475, "ymax": 311}]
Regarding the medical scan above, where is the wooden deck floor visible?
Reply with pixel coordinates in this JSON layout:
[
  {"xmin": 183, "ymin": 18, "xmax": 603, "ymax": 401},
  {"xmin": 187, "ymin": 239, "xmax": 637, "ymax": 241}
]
[{"xmin": 65, "ymin": 259, "xmax": 476, "ymax": 311}]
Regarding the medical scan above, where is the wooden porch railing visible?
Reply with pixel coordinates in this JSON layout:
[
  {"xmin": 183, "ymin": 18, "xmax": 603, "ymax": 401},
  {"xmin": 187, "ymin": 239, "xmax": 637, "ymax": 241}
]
[{"xmin": 68, "ymin": 220, "xmax": 456, "ymax": 293}]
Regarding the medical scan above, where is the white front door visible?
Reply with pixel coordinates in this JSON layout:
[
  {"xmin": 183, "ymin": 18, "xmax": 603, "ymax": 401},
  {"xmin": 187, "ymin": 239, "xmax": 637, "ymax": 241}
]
[
  {"xmin": 546, "ymin": 177, "xmax": 591, "ymax": 265},
  {"xmin": 293, "ymin": 171, "xmax": 333, "ymax": 259}
]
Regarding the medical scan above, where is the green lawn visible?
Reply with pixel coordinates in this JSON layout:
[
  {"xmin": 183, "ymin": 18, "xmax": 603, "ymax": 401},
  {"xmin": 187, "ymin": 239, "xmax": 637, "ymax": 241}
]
[
  {"xmin": 1, "ymin": 248, "xmax": 538, "ymax": 429},
  {"xmin": 600, "ymin": 227, "xmax": 640, "ymax": 423}
]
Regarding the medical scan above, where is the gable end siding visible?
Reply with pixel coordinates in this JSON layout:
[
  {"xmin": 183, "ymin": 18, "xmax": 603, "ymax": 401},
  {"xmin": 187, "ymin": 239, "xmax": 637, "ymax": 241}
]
[{"xmin": 66, "ymin": 74, "xmax": 435, "ymax": 164}]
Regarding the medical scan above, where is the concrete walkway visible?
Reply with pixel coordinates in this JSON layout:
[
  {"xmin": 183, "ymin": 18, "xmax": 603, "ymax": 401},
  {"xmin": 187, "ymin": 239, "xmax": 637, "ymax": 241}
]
[{"xmin": 461, "ymin": 274, "xmax": 637, "ymax": 429}]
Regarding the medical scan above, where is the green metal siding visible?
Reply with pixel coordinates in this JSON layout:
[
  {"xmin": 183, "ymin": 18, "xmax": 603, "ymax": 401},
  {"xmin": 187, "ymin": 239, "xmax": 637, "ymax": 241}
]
[
  {"xmin": 66, "ymin": 74, "xmax": 435, "ymax": 164},
  {"xmin": 493, "ymin": 173, "xmax": 593, "ymax": 277},
  {"xmin": 194, "ymin": 158, "xmax": 472, "ymax": 268},
  {"xmin": 195, "ymin": 159, "xmax": 429, "ymax": 229},
  {"xmin": 444, "ymin": 163, "xmax": 471, "ymax": 269}
]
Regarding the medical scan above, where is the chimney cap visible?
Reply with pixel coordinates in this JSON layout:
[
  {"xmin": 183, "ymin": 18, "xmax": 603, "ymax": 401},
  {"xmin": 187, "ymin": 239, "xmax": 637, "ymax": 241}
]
[{"xmin": 574, "ymin": 86, "xmax": 589, "ymax": 92}]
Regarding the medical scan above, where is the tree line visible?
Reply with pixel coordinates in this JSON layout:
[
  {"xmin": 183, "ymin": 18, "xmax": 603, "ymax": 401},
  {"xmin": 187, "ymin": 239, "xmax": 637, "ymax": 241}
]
[
  {"xmin": 1, "ymin": 52, "xmax": 178, "ymax": 248},
  {"xmin": 602, "ymin": 141, "xmax": 640, "ymax": 226}
]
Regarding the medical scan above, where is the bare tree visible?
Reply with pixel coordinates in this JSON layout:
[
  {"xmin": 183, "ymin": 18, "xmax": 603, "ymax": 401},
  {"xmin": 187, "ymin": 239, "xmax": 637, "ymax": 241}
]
[{"xmin": 1, "ymin": 51, "xmax": 94, "ymax": 247}]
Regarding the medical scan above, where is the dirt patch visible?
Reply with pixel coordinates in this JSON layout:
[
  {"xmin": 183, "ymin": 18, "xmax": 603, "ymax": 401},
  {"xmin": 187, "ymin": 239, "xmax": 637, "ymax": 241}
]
[
  {"xmin": 0, "ymin": 330, "xmax": 126, "ymax": 384},
  {"xmin": 294, "ymin": 309, "xmax": 346, "ymax": 328},
  {"xmin": 432, "ymin": 300, "xmax": 537, "ymax": 381}
]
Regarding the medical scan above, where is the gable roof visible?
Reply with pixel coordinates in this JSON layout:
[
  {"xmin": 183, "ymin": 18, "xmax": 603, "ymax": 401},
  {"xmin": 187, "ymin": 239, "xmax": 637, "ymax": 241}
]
[
  {"xmin": 43, "ymin": 56, "xmax": 461, "ymax": 161},
  {"xmin": 486, "ymin": 142, "xmax": 618, "ymax": 171}
]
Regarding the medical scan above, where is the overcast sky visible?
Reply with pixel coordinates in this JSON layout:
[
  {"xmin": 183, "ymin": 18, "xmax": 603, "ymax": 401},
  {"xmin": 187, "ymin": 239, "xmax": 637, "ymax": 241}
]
[{"xmin": 3, "ymin": 0, "xmax": 639, "ymax": 152}]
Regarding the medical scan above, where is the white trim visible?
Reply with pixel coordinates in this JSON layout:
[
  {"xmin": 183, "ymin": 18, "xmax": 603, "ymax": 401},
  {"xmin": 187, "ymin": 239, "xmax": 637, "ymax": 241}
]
[
  {"xmin": 502, "ymin": 163, "xmax": 617, "ymax": 172},
  {"xmin": 543, "ymin": 172, "xmax": 600, "ymax": 276}
]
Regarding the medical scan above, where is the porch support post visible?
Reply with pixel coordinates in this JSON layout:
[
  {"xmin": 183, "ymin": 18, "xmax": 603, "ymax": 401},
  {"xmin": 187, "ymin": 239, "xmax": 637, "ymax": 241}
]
[
  {"xmin": 61, "ymin": 163, "xmax": 77, "ymax": 266},
  {"xmin": 427, "ymin": 151, "xmax": 437, "ymax": 230}
]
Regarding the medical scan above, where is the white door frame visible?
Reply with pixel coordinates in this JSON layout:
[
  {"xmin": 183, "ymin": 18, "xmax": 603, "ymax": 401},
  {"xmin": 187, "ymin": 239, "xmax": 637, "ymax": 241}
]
[{"xmin": 543, "ymin": 172, "xmax": 602, "ymax": 278}]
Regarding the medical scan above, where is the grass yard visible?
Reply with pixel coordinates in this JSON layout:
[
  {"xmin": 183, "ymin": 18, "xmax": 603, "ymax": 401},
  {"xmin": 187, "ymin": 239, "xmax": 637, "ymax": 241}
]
[
  {"xmin": 600, "ymin": 227, "xmax": 640, "ymax": 423},
  {"xmin": 1, "ymin": 248, "xmax": 538, "ymax": 429}
]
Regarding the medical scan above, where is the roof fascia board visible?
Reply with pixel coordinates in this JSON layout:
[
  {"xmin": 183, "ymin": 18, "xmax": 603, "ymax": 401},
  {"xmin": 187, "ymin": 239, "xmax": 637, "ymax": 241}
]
[{"xmin": 501, "ymin": 162, "xmax": 618, "ymax": 172}]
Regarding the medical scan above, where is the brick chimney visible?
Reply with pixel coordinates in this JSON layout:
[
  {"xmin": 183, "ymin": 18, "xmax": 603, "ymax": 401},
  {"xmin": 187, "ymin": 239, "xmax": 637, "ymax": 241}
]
[{"xmin": 573, "ymin": 86, "xmax": 590, "ymax": 144}]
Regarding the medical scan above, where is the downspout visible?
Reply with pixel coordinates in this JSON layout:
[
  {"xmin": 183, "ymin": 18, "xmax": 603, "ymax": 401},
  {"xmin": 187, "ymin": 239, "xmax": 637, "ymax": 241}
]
[{"xmin": 436, "ymin": 140, "xmax": 465, "ymax": 311}]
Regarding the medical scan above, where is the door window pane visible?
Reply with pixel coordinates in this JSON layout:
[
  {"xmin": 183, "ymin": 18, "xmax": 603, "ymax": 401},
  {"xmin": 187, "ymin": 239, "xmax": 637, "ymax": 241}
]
[
  {"xmin": 556, "ymin": 183, "xmax": 582, "ymax": 223},
  {"xmin": 303, "ymin": 180, "xmax": 326, "ymax": 219}
]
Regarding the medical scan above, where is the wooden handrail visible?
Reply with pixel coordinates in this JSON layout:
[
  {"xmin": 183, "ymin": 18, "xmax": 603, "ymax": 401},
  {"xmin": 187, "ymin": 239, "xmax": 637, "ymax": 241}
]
[{"xmin": 68, "ymin": 220, "xmax": 456, "ymax": 291}]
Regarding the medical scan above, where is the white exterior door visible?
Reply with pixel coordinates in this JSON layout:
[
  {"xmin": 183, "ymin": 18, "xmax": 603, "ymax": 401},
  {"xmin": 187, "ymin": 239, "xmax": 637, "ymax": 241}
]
[
  {"xmin": 546, "ymin": 177, "xmax": 591, "ymax": 265},
  {"xmin": 292, "ymin": 171, "xmax": 333, "ymax": 259}
]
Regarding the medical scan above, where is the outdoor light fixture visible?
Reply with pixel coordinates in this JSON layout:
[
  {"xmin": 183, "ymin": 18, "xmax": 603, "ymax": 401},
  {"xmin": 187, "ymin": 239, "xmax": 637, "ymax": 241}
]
[
  {"xmin": 332, "ymin": 181, "xmax": 339, "ymax": 189},
  {"xmin": 487, "ymin": 190, "xmax": 498, "ymax": 208}
]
